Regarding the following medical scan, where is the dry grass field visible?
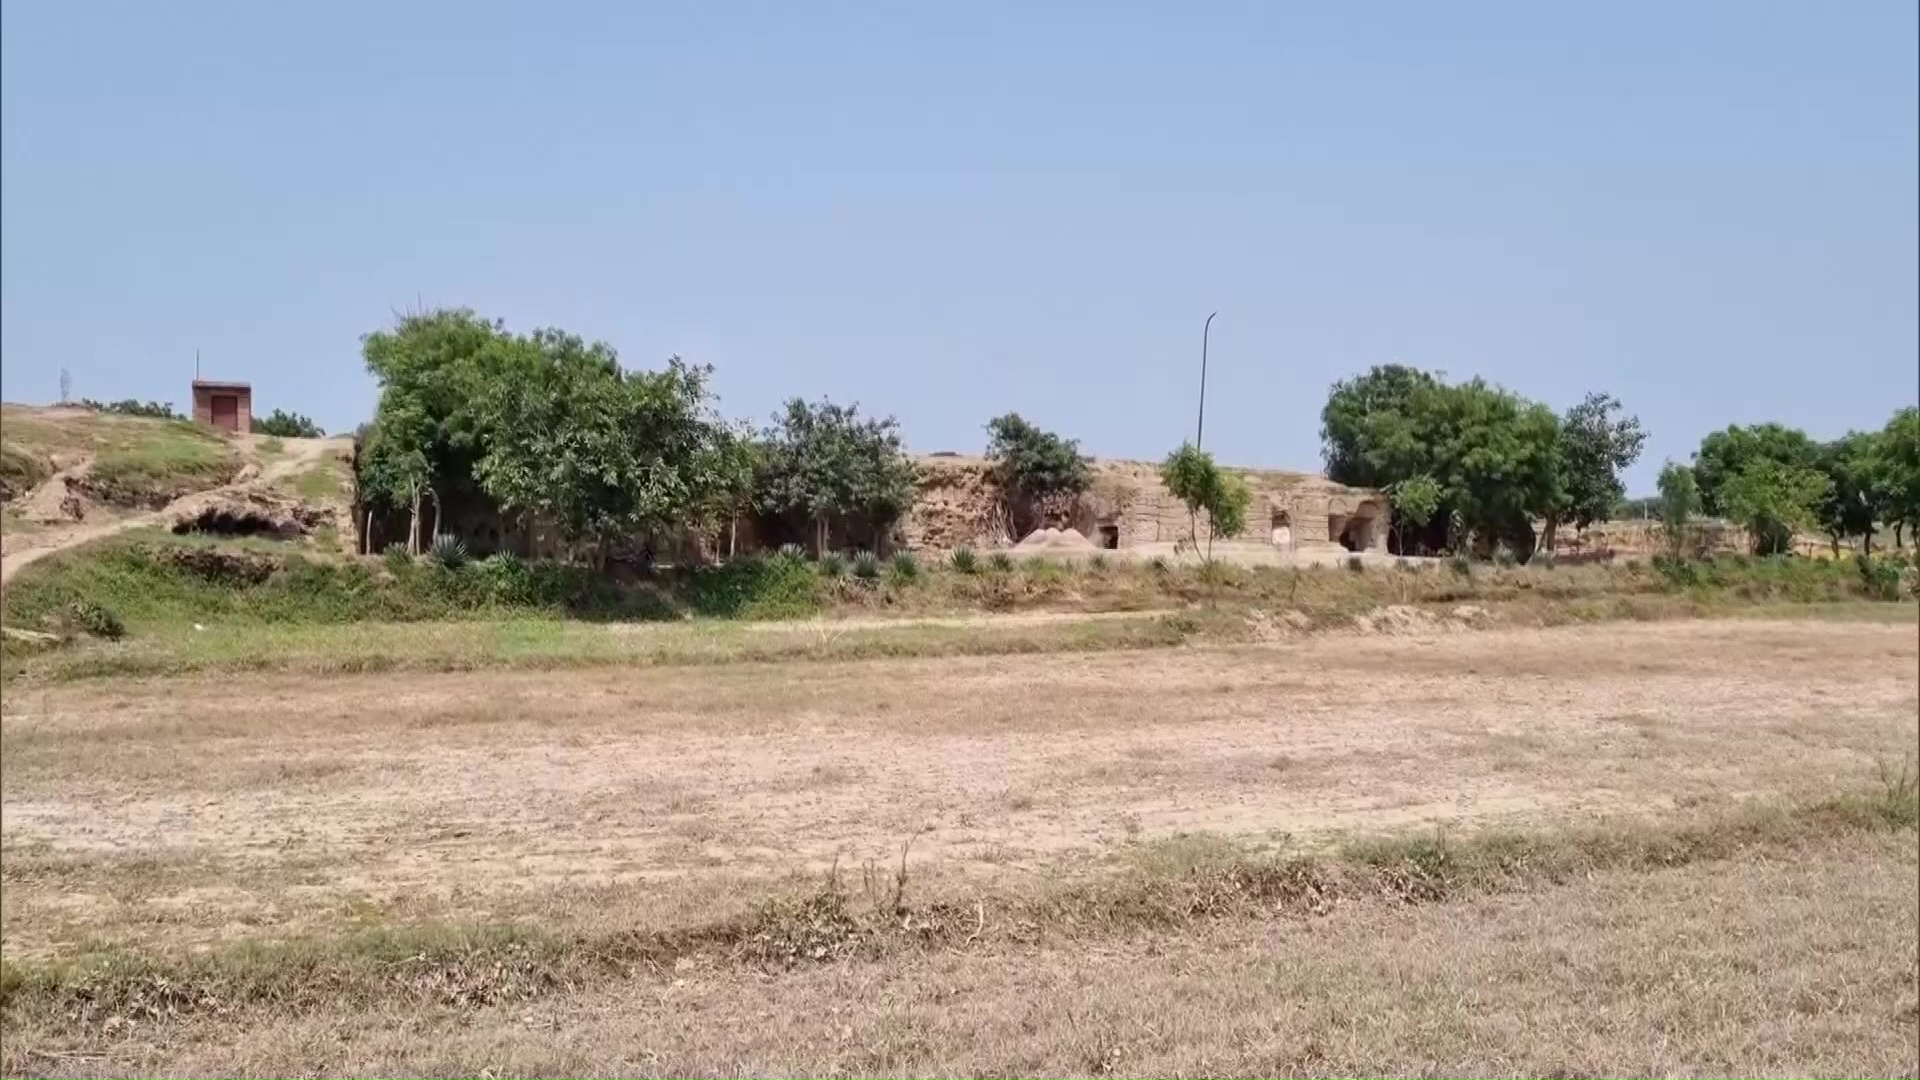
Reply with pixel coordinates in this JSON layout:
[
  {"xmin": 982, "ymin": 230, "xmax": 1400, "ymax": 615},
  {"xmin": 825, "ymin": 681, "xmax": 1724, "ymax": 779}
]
[{"xmin": 2, "ymin": 616, "xmax": 1916, "ymax": 1076}]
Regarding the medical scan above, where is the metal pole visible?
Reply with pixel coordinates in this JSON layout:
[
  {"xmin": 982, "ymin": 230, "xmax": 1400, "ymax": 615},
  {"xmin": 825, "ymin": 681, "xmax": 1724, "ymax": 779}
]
[{"xmin": 1196, "ymin": 311, "xmax": 1217, "ymax": 449}]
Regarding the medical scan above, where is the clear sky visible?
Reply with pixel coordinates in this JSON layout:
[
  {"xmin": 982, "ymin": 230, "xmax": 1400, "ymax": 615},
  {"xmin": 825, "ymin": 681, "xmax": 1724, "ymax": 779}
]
[{"xmin": 3, "ymin": 1, "xmax": 1915, "ymax": 490}]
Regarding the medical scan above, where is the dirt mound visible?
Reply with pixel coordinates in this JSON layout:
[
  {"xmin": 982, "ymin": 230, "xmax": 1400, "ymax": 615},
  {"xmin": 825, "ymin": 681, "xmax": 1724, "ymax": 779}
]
[
  {"xmin": 1014, "ymin": 527, "xmax": 1097, "ymax": 552},
  {"xmin": 166, "ymin": 490, "xmax": 333, "ymax": 539}
]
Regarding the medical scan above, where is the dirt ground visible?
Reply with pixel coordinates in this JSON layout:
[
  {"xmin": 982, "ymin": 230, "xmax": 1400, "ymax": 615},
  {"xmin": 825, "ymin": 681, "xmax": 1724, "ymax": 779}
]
[{"xmin": 3, "ymin": 618, "xmax": 1914, "ymax": 961}]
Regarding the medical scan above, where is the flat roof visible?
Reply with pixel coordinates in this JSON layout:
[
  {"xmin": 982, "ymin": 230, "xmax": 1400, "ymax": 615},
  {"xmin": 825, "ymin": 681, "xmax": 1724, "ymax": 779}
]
[{"xmin": 191, "ymin": 380, "xmax": 251, "ymax": 391}]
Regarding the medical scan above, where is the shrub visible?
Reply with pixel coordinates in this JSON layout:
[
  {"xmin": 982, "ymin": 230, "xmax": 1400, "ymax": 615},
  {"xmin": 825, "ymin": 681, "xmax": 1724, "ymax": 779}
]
[
  {"xmin": 948, "ymin": 546, "xmax": 979, "ymax": 575},
  {"xmin": 851, "ymin": 550, "xmax": 882, "ymax": 582},
  {"xmin": 888, "ymin": 551, "xmax": 920, "ymax": 584},
  {"xmin": 1147, "ymin": 556, "xmax": 1170, "ymax": 574},
  {"xmin": 686, "ymin": 554, "xmax": 820, "ymax": 619},
  {"xmin": 65, "ymin": 599, "xmax": 125, "ymax": 640},
  {"xmin": 1536, "ymin": 552, "xmax": 1556, "ymax": 570},
  {"xmin": 474, "ymin": 553, "xmax": 533, "ymax": 606},
  {"xmin": 1345, "ymin": 555, "xmax": 1365, "ymax": 573},
  {"xmin": 252, "ymin": 409, "xmax": 325, "ymax": 438},
  {"xmin": 988, "ymin": 551, "xmax": 1015, "ymax": 573},
  {"xmin": 1493, "ymin": 547, "xmax": 1518, "ymax": 568},
  {"xmin": 382, "ymin": 545, "xmax": 414, "ymax": 576},
  {"xmin": 428, "ymin": 533, "xmax": 469, "ymax": 570},
  {"xmin": 777, "ymin": 543, "xmax": 808, "ymax": 563},
  {"xmin": 1448, "ymin": 554, "xmax": 1473, "ymax": 578},
  {"xmin": 1088, "ymin": 552, "xmax": 1108, "ymax": 572},
  {"xmin": 1652, "ymin": 553, "xmax": 1700, "ymax": 589},
  {"xmin": 1024, "ymin": 557, "xmax": 1065, "ymax": 585},
  {"xmin": 817, "ymin": 551, "xmax": 848, "ymax": 579},
  {"xmin": 1856, "ymin": 555, "xmax": 1905, "ymax": 601}
]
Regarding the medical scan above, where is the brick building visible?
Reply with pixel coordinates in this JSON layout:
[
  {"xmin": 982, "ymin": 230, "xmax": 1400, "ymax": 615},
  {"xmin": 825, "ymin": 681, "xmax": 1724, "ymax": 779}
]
[{"xmin": 191, "ymin": 380, "xmax": 252, "ymax": 433}]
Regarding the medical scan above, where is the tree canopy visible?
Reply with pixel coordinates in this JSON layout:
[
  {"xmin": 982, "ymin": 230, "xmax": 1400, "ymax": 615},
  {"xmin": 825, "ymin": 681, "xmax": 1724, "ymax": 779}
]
[
  {"xmin": 1320, "ymin": 366, "xmax": 1567, "ymax": 558},
  {"xmin": 1655, "ymin": 461, "xmax": 1698, "ymax": 559},
  {"xmin": 983, "ymin": 413, "xmax": 1091, "ymax": 532},
  {"xmin": 755, "ymin": 398, "xmax": 918, "ymax": 553},
  {"xmin": 1691, "ymin": 423, "xmax": 1817, "ymax": 519},
  {"xmin": 253, "ymin": 409, "xmax": 324, "ymax": 438},
  {"xmin": 1553, "ymin": 392, "xmax": 1647, "ymax": 537},
  {"xmin": 1720, "ymin": 459, "xmax": 1830, "ymax": 554}
]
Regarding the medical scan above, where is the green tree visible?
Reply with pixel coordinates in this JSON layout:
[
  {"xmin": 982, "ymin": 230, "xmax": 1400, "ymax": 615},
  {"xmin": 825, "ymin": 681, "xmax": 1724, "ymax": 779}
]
[
  {"xmin": 1655, "ymin": 460, "xmax": 1698, "ymax": 559},
  {"xmin": 1813, "ymin": 432, "xmax": 1881, "ymax": 555},
  {"xmin": 253, "ymin": 409, "xmax": 325, "ymax": 438},
  {"xmin": 1320, "ymin": 366, "xmax": 1562, "ymax": 560},
  {"xmin": 473, "ymin": 333, "xmax": 732, "ymax": 569},
  {"xmin": 1546, "ymin": 392, "xmax": 1646, "ymax": 552},
  {"xmin": 1721, "ymin": 459, "xmax": 1830, "ymax": 555},
  {"xmin": 1870, "ymin": 407, "xmax": 1920, "ymax": 549},
  {"xmin": 983, "ymin": 412, "xmax": 1092, "ymax": 533},
  {"xmin": 1692, "ymin": 423, "xmax": 1818, "ymax": 518},
  {"xmin": 359, "ymin": 308, "xmax": 515, "ymax": 551},
  {"xmin": 1387, "ymin": 474, "xmax": 1442, "ymax": 554},
  {"xmin": 1159, "ymin": 443, "xmax": 1251, "ymax": 562},
  {"xmin": 756, "ymin": 398, "xmax": 918, "ymax": 554}
]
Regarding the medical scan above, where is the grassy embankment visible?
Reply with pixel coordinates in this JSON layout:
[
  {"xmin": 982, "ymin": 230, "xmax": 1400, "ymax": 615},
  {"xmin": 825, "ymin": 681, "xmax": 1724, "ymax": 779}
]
[
  {"xmin": 0, "ymin": 407, "xmax": 239, "ymax": 511},
  {"xmin": 1, "ymin": 531, "xmax": 1912, "ymax": 680}
]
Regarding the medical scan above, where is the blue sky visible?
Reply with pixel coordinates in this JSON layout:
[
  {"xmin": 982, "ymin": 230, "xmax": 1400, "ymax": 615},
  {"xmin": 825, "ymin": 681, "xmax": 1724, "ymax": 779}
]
[{"xmin": 3, "ymin": 1, "xmax": 1914, "ymax": 490}]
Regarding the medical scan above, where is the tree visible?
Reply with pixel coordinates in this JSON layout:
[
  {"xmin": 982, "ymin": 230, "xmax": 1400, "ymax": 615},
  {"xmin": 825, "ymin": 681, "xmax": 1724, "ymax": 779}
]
[
  {"xmin": 473, "ymin": 333, "xmax": 734, "ymax": 569},
  {"xmin": 1692, "ymin": 423, "xmax": 1818, "ymax": 518},
  {"xmin": 1813, "ymin": 432, "xmax": 1881, "ymax": 555},
  {"xmin": 1720, "ymin": 459, "xmax": 1830, "ymax": 555},
  {"xmin": 1655, "ymin": 461, "xmax": 1698, "ymax": 559},
  {"xmin": 253, "ymin": 409, "xmax": 325, "ymax": 438},
  {"xmin": 1546, "ymin": 392, "xmax": 1646, "ymax": 552},
  {"xmin": 756, "ymin": 398, "xmax": 918, "ymax": 554},
  {"xmin": 1159, "ymin": 443, "xmax": 1251, "ymax": 562},
  {"xmin": 1319, "ymin": 366, "xmax": 1562, "ymax": 560},
  {"xmin": 1869, "ymin": 407, "xmax": 1920, "ymax": 549},
  {"xmin": 983, "ymin": 413, "xmax": 1091, "ymax": 534},
  {"xmin": 1387, "ymin": 474, "xmax": 1442, "ymax": 554},
  {"xmin": 360, "ymin": 308, "xmax": 514, "ymax": 551}
]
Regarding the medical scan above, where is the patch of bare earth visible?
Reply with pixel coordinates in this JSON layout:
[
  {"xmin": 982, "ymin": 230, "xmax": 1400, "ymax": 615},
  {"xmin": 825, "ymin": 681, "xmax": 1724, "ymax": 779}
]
[{"xmin": 2, "ymin": 619, "xmax": 1913, "ymax": 962}]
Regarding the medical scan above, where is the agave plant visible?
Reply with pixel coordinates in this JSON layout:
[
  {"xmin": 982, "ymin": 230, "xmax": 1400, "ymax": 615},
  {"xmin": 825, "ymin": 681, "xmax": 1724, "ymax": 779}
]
[
  {"xmin": 889, "ymin": 550, "xmax": 920, "ymax": 583},
  {"xmin": 817, "ymin": 550, "xmax": 848, "ymax": 578},
  {"xmin": 851, "ymin": 550, "xmax": 883, "ymax": 581},
  {"xmin": 428, "ymin": 532, "xmax": 470, "ymax": 569},
  {"xmin": 987, "ymin": 551, "xmax": 1015, "ymax": 573},
  {"xmin": 948, "ymin": 546, "xmax": 979, "ymax": 575}
]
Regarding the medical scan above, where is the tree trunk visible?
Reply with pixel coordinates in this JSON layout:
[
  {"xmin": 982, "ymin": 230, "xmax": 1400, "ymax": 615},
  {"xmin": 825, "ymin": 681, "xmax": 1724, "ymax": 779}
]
[
  {"xmin": 407, "ymin": 486, "xmax": 422, "ymax": 555},
  {"xmin": 1541, "ymin": 511, "xmax": 1559, "ymax": 555},
  {"xmin": 729, "ymin": 516, "xmax": 738, "ymax": 560},
  {"xmin": 1863, "ymin": 530, "xmax": 1873, "ymax": 556},
  {"xmin": 815, "ymin": 515, "xmax": 827, "ymax": 557},
  {"xmin": 1896, "ymin": 522, "xmax": 1906, "ymax": 549}
]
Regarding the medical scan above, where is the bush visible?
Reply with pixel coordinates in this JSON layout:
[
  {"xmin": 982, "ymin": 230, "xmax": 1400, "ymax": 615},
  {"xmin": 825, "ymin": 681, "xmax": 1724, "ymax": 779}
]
[
  {"xmin": 1024, "ymin": 557, "xmax": 1064, "ymax": 585},
  {"xmin": 988, "ymin": 551, "xmax": 1015, "ymax": 573},
  {"xmin": 1855, "ymin": 555, "xmax": 1906, "ymax": 601},
  {"xmin": 777, "ymin": 543, "xmax": 808, "ymax": 563},
  {"xmin": 428, "ymin": 533, "xmax": 469, "ymax": 569},
  {"xmin": 1652, "ymin": 553, "xmax": 1700, "ymax": 588},
  {"xmin": 474, "ymin": 553, "xmax": 533, "ymax": 606},
  {"xmin": 889, "ymin": 551, "xmax": 920, "ymax": 584},
  {"xmin": 686, "ymin": 554, "xmax": 820, "ymax": 619},
  {"xmin": 1088, "ymin": 552, "xmax": 1109, "ymax": 572},
  {"xmin": 1493, "ymin": 547, "xmax": 1518, "ymax": 568},
  {"xmin": 1345, "ymin": 555, "xmax": 1365, "ymax": 573},
  {"xmin": 1147, "ymin": 556, "xmax": 1170, "ymax": 574},
  {"xmin": 851, "ymin": 550, "xmax": 883, "ymax": 582},
  {"xmin": 382, "ymin": 545, "xmax": 414, "ymax": 576},
  {"xmin": 1448, "ymin": 554, "xmax": 1473, "ymax": 578},
  {"xmin": 817, "ymin": 551, "xmax": 848, "ymax": 579},
  {"xmin": 252, "ymin": 409, "xmax": 325, "ymax": 438},
  {"xmin": 1536, "ymin": 553, "xmax": 1556, "ymax": 570},
  {"xmin": 65, "ymin": 599, "xmax": 125, "ymax": 640},
  {"xmin": 948, "ymin": 546, "xmax": 979, "ymax": 575}
]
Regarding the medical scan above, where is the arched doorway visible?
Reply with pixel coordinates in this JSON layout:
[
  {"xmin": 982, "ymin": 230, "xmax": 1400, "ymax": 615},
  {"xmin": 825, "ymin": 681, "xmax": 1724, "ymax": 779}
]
[{"xmin": 1270, "ymin": 509, "xmax": 1293, "ymax": 549}]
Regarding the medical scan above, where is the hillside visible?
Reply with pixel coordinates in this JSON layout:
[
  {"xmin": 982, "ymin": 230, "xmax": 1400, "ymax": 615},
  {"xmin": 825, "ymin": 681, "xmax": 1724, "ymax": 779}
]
[{"xmin": 0, "ymin": 404, "xmax": 355, "ymax": 582}]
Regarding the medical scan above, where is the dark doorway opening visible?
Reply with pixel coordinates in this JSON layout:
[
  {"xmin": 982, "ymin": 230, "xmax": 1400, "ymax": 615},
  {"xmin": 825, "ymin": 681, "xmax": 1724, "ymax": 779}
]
[{"xmin": 1097, "ymin": 524, "xmax": 1120, "ymax": 549}]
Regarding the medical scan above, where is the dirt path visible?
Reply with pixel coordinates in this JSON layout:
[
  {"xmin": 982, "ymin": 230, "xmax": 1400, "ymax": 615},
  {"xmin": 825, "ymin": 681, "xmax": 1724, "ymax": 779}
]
[{"xmin": 0, "ymin": 435, "xmax": 345, "ymax": 584}]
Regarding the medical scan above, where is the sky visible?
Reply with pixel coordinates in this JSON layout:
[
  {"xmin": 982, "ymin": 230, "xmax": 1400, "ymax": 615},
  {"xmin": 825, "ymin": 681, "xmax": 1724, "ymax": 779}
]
[{"xmin": 3, "ymin": 2, "xmax": 1915, "ymax": 491}]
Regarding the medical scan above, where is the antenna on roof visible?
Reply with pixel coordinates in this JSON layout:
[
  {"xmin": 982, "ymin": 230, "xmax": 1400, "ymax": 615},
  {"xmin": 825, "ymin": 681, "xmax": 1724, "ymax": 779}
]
[{"xmin": 195, "ymin": 348, "xmax": 201, "ymax": 381}]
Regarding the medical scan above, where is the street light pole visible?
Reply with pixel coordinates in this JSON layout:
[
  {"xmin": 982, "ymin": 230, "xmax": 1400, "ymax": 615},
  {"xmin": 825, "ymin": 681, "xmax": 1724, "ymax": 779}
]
[{"xmin": 1196, "ymin": 311, "xmax": 1218, "ymax": 450}]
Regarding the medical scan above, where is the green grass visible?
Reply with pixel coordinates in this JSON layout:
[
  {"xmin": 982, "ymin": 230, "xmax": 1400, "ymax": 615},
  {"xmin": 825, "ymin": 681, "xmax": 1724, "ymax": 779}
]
[
  {"xmin": 0, "ymin": 442, "xmax": 52, "ymax": 499},
  {"xmin": 2, "ymin": 407, "xmax": 239, "ymax": 509}
]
